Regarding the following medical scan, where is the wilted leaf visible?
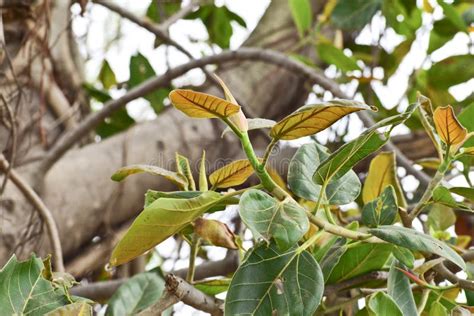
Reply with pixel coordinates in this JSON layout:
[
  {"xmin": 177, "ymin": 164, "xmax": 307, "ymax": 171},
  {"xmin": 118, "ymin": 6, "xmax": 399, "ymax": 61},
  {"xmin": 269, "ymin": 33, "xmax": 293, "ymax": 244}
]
[
  {"xmin": 221, "ymin": 118, "xmax": 276, "ymax": 137},
  {"xmin": 110, "ymin": 191, "xmax": 224, "ymax": 266},
  {"xmin": 363, "ymin": 152, "xmax": 406, "ymax": 207},
  {"xmin": 387, "ymin": 261, "xmax": 417, "ymax": 316},
  {"xmin": 367, "ymin": 292, "xmax": 403, "ymax": 316},
  {"xmin": 288, "ymin": 142, "xmax": 361, "ymax": 204},
  {"xmin": 0, "ymin": 255, "xmax": 74, "ymax": 315},
  {"xmin": 176, "ymin": 153, "xmax": 196, "ymax": 191},
  {"xmin": 362, "ymin": 185, "xmax": 398, "ymax": 227},
  {"xmin": 289, "ymin": 0, "xmax": 313, "ymax": 37},
  {"xmin": 314, "ymin": 102, "xmax": 418, "ymax": 184},
  {"xmin": 209, "ymin": 159, "xmax": 254, "ymax": 189},
  {"xmin": 369, "ymin": 225, "xmax": 465, "ymax": 269},
  {"xmin": 239, "ymin": 189, "xmax": 309, "ymax": 250},
  {"xmin": 434, "ymin": 105, "xmax": 467, "ymax": 145},
  {"xmin": 169, "ymin": 89, "xmax": 240, "ymax": 118},
  {"xmin": 225, "ymin": 242, "xmax": 323, "ymax": 315},
  {"xmin": 105, "ymin": 272, "xmax": 165, "ymax": 315},
  {"xmin": 111, "ymin": 164, "xmax": 187, "ymax": 188},
  {"xmin": 270, "ymin": 100, "xmax": 373, "ymax": 140}
]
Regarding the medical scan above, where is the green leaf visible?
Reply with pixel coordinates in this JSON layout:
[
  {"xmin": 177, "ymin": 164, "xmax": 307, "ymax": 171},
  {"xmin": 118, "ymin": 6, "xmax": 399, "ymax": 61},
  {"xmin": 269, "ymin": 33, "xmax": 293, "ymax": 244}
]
[
  {"xmin": 209, "ymin": 159, "xmax": 254, "ymax": 189},
  {"xmin": 387, "ymin": 261, "xmax": 417, "ymax": 316},
  {"xmin": 383, "ymin": 0, "xmax": 421, "ymax": 37},
  {"xmin": 437, "ymin": 0, "xmax": 467, "ymax": 32},
  {"xmin": 111, "ymin": 164, "xmax": 187, "ymax": 188},
  {"xmin": 105, "ymin": 272, "xmax": 165, "ymax": 315},
  {"xmin": 129, "ymin": 53, "xmax": 170, "ymax": 114},
  {"xmin": 430, "ymin": 301, "xmax": 449, "ymax": 316},
  {"xmin": 319, "ymin": 236, "xmax": 348, "ymax": 281},
  {"xmin": 110, "ymin": 191, "xmax": 224, "ymax": 266},
  {"xmin": 98, "ymin": 59, "xmax": 117, "ymax": 89},
  {"xmin": 361, "ymin": 185, "xmax": 398, "ymax": 227},
  {"xmin": 314, "ymin": 102, "xmax": 418, "ymax": 185},
  {"xmin": 47, "ymin": 302, "xmax": 92, "ymax": 316},
  {"xmin": 221, "ymin": 118, "xmax": 276, "ymax": 138},
  {"xmin": 288, "ymin": 142, "xmax": 361, "ymax": 204},
  {"xmin": 331, "ymin": 0, "xmax": 382, "ymax": 30},
  {"xmin": 146, "ymin": 0, "xmax": 181, "ymax": 24},
  {"xmin": 368, "ymin": 226, "xmax": 466, "ymax": 269},
  {"xmin": 176, "ymin": 153, "xmax": 196, "ymax": 191},
  {"xmin": 0, "ymin": 255, "xmax": 74, "ymax": 315},
  {"xmin": 144, "ymin": 190, "xmax": 238, "ymax": 211},
  {"xmin": 327, "ymin": 243, "xmax": 393, "ymax": 283},
  {"xmin": 428, "ymin": 19, "xmax": 458, "ymax": 53},
  {"xmin": 450, "ymin": 187, "xmax": 474, "ymax": 201},
  {"xmin": 428, "ymin": 204, "xmax": 456, "ymax": 231},
  {"xmin": 271, "ymin": 100, "xmax": 373, "ymax": 140},
  {"xmin": 367, "ymin": 292, "xmax": 403, "ymax": 316},
  {"xmin": 194, "ymin": 278, "xmax": 230, "ymax": 296},
  {"xmin": 316, "ymin": 41, "xmax": 361, "ymax": 72},
  {"xmin": 432, "ymin": 186, "xmax": 470, "ymax": 210},
  {"xmin": 393, "ymin": 246, "xmax": 415, "ymax": 269},
  {"xmin": 239, "ymin": 189, "xmax": 309, "ymax": 250},
  {"xmin": 289, "ymin": 0, "xmax": 313, "ymax": 37},
  {"xmin": 428, "ymin": 55, "xmax": 474, "ymax": 89},
  {"xmin": 199, "ymin": 150, "xmax": 208, "ymax": 191},
  {"xmin": 225, "ymin": 242, "xmax": 324, "ymax": 315}
]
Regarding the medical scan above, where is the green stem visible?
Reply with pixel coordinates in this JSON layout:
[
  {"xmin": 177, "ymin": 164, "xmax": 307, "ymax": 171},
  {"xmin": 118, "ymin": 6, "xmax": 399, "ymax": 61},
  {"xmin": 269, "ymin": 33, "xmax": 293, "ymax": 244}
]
[{"xmin": 186, "ymin": 234, "xmax": 200, "ymax": 283}]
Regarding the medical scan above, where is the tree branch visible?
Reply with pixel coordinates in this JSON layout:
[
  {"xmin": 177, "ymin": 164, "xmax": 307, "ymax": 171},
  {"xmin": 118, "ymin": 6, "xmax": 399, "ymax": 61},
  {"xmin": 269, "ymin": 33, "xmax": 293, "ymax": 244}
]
[
  {"xmin": 0, "ymin": 154, "xmax": 64, "ymax": 272},
  {"xmin": 41, "ymin": 48, "xmax": 430, "ymax": 190}
]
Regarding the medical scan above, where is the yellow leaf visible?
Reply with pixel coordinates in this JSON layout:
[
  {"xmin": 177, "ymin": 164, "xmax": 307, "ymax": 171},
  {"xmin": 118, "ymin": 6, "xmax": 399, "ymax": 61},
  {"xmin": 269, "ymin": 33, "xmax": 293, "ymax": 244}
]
[
  {"xmin": 111, "ymin": 164, "xmax": 188, "ymax": 188},
  {"xmin": 462, "ymin": 147, "xmax": 474, "ymax": 156},
  {"xmin": 169, "ymin": 89, "xmax": 240, "ymax": 118},
  {"xmin": 199, "ymin": 150, "xmax": 208, "ymax": 192},
  {"xmin": 363, "ymin": 152, "xmax": 406, "ymax": 207},
  {"xmin": 270, "ymin": 100, "xmax": 374, "ymax": 140},
  {"xmin": 209, "ymin": 159, "xmax": 254, "ymax": 189},
  {"xmin": 433, "ymin": 105, "xmax": 467, "ymax": 145},
  {"xmin": 415, "ymin": 157, "xmax": 442, "ymax": 170},
  {"xmin": 266, "ymin": 166, "xmax": 292, "ymax": 195}
]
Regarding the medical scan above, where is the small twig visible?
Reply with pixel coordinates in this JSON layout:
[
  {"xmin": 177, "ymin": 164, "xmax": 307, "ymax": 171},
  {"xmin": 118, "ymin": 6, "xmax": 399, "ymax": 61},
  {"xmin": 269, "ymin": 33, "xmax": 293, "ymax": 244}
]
[
  {"xmin": 186, "ymin": 234, "xmax": 200, "ymax": 283},
  {"xmin": 0, "ymin": 154, "xmax": 64, "ymax": 272},
  {"xmin": 324, "ymin": 271, "xmax": 389, "ymax": 295},
  {"xmin": 0, "ymin": 94, "xmax": 17, "ymax": 195}
]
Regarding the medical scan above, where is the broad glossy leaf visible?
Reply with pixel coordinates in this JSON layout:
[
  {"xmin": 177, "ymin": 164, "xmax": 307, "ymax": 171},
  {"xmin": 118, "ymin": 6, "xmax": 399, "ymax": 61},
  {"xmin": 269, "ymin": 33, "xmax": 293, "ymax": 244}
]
[
  {"xmin": 110, "ymin": 191, "xmax": 223, "ymax": 266},
  {"xmin": 289, "ymin": 0, "xmax": 312, "ymax": 37},
  {"xmin": 111, "ymin": 164, "xmax": 187, "ymax": 188},
  {"xmin": 270, "ymin": 100, "xmax": 373, "ymax": 140},
  {"xmin": 388, "ymin": 261, "xmax": 417, "ymax": 316},
  {"xmin": 362, "ymin": 152, "xmax": 406, "ymax": 207},
  {"xmin": 331, "ymin": 0, "xmax": 382, "ymax": 30},
  {"xmin": 199, "ymin": 150, "xmax": 208, "ymax": 191},
  {"xmin": 316, "ymin": 41, "xmax": 361, "ymax": 72},
  {"xmin": 221, "ymin": 118, "xmax": 276, "ymax": 137},
  {"xmin": 288, "ymin": 142, "xmax": 361, "ymax": 204},
  {"xmin": 169, "ymin": 89, "xmax": 240, "ymax": 118},
  {"xmin": 367, "ymin": 292, "xmax": 403, "ymax": 316},
  {"xmin": 369, "ymin": 226, "xmax": 465, "ymax": 269},
  {"xmin": 209, "ymin": 159, "xmax": 253, "ymax": 189},
  {"xmin": 225, "ymin": 242, "xmax": 323, "ymax": 315},
  {"xmin": 239, "ymin": 189, "xmax": 309, "ymax": 250},
  {"xmin": 105, "ymin": 272, "xmax": 165, "ymax": 315},
  {"xmin": 0, "ymin": 255, "xmax": 73, "ymax": 315},
  {"xmin": 428, "ymin": 55, "xmax": 474, "ymax": 89},
  {"xmin": 314, "ymin": 103, "xmax": 418, "ymax": 184},
  {"xmin": 327, "ymin": 243, "xmax": 393, "ymax": 283},
  {"xmin": 361, "ymin": 185, "xmax": 398, "ymax": 227},
  {"xmin": 176, "ymin": 153, "xmax": 196, "ymax": 191},
  {"xmin": 434, "ymin": 105, "xmax": 467, "ymax": 145}
]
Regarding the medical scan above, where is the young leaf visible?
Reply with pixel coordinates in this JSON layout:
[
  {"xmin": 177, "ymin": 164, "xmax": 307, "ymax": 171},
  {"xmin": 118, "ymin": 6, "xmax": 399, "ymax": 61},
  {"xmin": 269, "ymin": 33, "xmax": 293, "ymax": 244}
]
[
  {"xmin": 288, "ymin": 142, "xmax": 361, "ymax": 204},
  {"xmin": 176, "ymin": 153, "xmax": 196, "ymax": 191},
  {"xmin": 225, "ymin": 242, "xmax": 324, "ymax": 315},
  {"xmin": 362, "ymin": 152, "xmax": 406, "ymax": 207},
  {"xmin": 361, "ymin": 185, "xmax": 398, "ymax": 227},
  {"xmin": 369, "ymin": 225, "xmax": 466, "ymax": 269},
  {"xmin": 209, "ymin": 159, "xmax": 254, "ymax": 189},
  {"xmin": 98, "ymin": 59, "xmax": 117, "ymax": 89},
  {"xmin": 194, "ymin": 218, "xmax": 238, "ymax": 249},
  {"xmin": 367, "ymin": 292, "xmax": 403, "ymax": 316},
  {"xmin": 144, "ymin": 190, "xmax": 238, "ymax": 211},
  {"xmin": 194, "ymin": 278, "xmax": 231, "ymax": 296},
  {"xmin": 0, "ymin": 255, "xmax": 75, "ymax": 315},
  {"xmin": 169, "ymin": 89, "xmax": 240, "ymax": 118},
  {"xmin": 199, "ymin": 150, "xmax": 208, "ymax": 191},
  {"xmin": 433, "ymin": 105, "xmax": 467, "ymax": 145},
  {"xmin": 289, "ymin": 0, "xmax": 312, "ymax": 37},
  {"xmin": 111, "ymin": 164, "xmax": 187, "ymax": 188},
  {"xmin": 110, "ymin": 191, "xmax": 224, "ymax": 266},
  {"xmin": 314, "ymin": 102, "xmax": 418, "ymax": 185},
  {"xmin": 387, "ymin": 261, "xmax": 418, "ymax": 316},
  {"xmin": 105, "ymin": 272, "xmax": 165, "ymax": 315},
  {"xmin": 221, "ymin": 118, "xmax": 276, "ymax": 138},
  {"xmin": 430, "ymin": 301, "xmax": 449, "ymax": 316},
  {"xmin": 214, "ymin": 74, "xmax": 248, "ymax": 132},
  {"xmin": 270, "ymin": 100, "xmax": 374, "ymax": 140},
  {"xmin": 239, "ymin": 189, "xmax": 309, "ymax": 250}
]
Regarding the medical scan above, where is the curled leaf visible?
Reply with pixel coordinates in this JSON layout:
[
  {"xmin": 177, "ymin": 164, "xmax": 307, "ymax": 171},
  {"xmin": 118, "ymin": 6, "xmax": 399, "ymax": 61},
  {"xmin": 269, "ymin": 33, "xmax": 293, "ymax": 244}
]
[
  {"xmin": 176, "ymin": 153, "xmax": 196, "ymax": 191},
  {"xmin": 209, "ymin": 159, "xmax": 254, "ymax": 189},
  {"xmin": 270, "ymin": 100, "xmax": 374, "ymax": 140},
  {"xmin": 169, "ymin": 89, "xmax": 240, "ymax": 118},
  {"xmin": 433, "ymin": 105, "xmax": 467, "ymax": 145},
  {"xmin": 221, "ymin": 118, "xmax": 276, "ymax": 137},
  {"xmin": 111, "ymin": 164, "xmax": 187, "ymax": 187},
  {"xmin": 194, "ymin": 218, "xmax": 238, "ymax": 249},
  {"xmin": 214, "ymin": 75, "xmax": 248, "ymax": 132}
]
